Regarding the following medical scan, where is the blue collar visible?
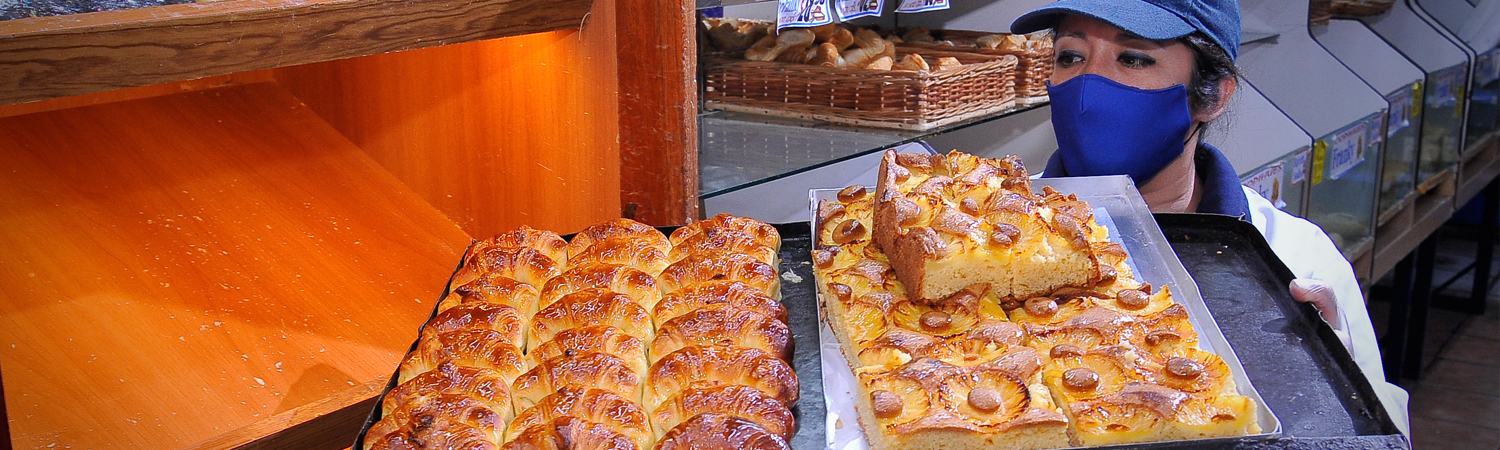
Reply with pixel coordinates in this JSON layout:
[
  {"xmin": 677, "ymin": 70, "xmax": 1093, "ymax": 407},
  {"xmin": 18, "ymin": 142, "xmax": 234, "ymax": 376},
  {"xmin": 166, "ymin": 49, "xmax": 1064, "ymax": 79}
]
[{"xmin": 1042, "ymin": 143, "xmax": 1250, "ymax": 220}]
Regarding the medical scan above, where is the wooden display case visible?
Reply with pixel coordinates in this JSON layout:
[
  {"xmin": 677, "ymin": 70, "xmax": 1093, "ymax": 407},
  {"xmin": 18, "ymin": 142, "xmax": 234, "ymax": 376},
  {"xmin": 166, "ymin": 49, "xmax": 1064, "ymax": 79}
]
[{"xmin": 0, "ymin": 0, "xmax": 700, "ymax": 448}]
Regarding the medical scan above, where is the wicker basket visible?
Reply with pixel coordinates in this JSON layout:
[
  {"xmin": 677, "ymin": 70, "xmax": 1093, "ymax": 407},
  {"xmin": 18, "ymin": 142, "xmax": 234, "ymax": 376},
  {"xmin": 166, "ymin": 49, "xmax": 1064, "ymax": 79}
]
[
  {"xmin": 897, "ymin": 29, "xmax": 1053, "ymax": 103},
  {"xmin": 1309, "ymin": 0, "xmax": 1332, "ymax": 25},
  {"xmin": 1330, "ymin": 0, "xmax": 1394, "ymax": 16},
  {"xmin": 703, "ymin": 49, "xmax": 1018, "ymax": 131}
]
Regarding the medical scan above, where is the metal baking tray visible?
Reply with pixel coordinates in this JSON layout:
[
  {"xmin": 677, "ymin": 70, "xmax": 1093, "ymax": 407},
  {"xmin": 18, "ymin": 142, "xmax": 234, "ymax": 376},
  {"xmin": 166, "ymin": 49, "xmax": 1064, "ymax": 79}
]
[
  {"xmin": 810, "ymin": 175, "xmax": 1283, "ymax": 450},
  {"xmin": 351, "ymin": 223, "xmax": 829, "ymax": 450},
  {"xmin": 1156, "ymin": 213, "xmax": 1408, "ymax": 448}
]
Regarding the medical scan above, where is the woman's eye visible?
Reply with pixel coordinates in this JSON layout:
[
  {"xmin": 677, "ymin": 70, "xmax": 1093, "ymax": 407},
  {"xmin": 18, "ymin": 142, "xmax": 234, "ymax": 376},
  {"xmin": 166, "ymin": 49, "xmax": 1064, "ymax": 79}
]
[
  {"xmin": 1056, "ymin": 50, "xmax": 1084, "ymax": 67},
  {"xmin": 1117, "ymin": 52, "xmax": 1156, "ymax": 69}
]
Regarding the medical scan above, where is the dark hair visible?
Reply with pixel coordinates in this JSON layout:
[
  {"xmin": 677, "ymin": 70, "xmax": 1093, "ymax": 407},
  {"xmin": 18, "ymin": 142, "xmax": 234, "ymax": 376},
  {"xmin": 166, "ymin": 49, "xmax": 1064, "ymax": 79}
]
[{"xmin": 1181, "ymin": 32, "xmax": 1239, "ymax": 115}]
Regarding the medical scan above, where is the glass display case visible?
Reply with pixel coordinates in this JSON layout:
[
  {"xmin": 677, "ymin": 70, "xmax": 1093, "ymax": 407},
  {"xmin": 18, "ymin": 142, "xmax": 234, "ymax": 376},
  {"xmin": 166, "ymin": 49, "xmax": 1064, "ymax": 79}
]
[
  {"xmin": 1414, "ymin": 0, "xmax": 1500, "ymax": 151},
  {"xmin": 1307, "ymin": 114, "xmax": 1386, "ymax": 257},
  {"xmin": 1363, "ymin": 0, "xmax": 1471, "ymax": 190},
  {"xmin": 1312, "ymin": 19, "xmax": 1427, "ymax": 223}
]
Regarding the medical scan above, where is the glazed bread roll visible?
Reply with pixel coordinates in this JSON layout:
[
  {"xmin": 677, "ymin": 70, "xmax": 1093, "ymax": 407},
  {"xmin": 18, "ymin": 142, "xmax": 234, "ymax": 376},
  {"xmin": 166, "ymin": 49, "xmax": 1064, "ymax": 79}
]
[
  {"xmin": 457, "ymin": 246, "xmax": 562, "ymax": 288},
  {"xmin": 508, "ymin": 387, "xmax": 652, "ymax": 448},
  {"xmin": 529, "ymin": 288, "xmax": 653, "ymax": 351},
  {"xmin": 650, "ymin": 385, "xmax": 794, "ymax": 441},
  {"xmin": 423, "ymin": 303, "xmax": 527, "ymax": 347},
  {"xmin": 667, "ymin": 229, "xmax": 778, "ymax": 267},
  {"xmin": 383, "ymin": 362, "xmax": 514, "ymax": 420},
  {"xmin": 512, "ymin": 351, "xmax": 642, "ymax": 410},
  {"xmin": 540, "ymin": 263, "xmax": 661, "ymax": 309},
  {"xmin": 652, "ymin": 280, "xmax": 786, "ymax": 325},
  {"xmin": 566, "ymin": 218, "xmax": 669, "ymax": 260},
  {"xmin": 645, "ymin": 344, "xmax": 798, "ymax": 409},
  {"xmin": 422, "ymin": 303, "xmax": 527, "ymax": 349},
  {"xmin": 439, "ymin": 272, "xmax": 540, "ymax": 317},
  {"xmin": 658, "ymin": 253, "xmax": 779, "ymax": 298},
  {"xmin": 472, "ymin": 226, "xmax": 570, "ymax": 268},
  {"xmin": 501, "ymin": 416, "xmax": 638, "ymax": 450},
  {"xmin": 668, "ymin": 213, "xmax": 780, "ymax": 250},
  {"xmin": 744, "ymin": 28, "xmax": 815, "ymax": 62},
  {"xmin": 650, "ymin": 304, "xmax": 791, "ymax": 363},
  {"xmin": 399, "ymin": 329, "xmax": 527, "ymax": 385},
  {"xmin": 528, "ymin": 325, "xmax": 649, "ymax": 376},
  {"xmin": 653, "ymin": 413, "xmax": 791, "ymax": 450},
  {"xmin": 365, "ymin": 394, "xmax": 505, "ymax": 450},
  {"xmin": 569, "ymin": 236, "xmax": 671, "ymax": 276}
]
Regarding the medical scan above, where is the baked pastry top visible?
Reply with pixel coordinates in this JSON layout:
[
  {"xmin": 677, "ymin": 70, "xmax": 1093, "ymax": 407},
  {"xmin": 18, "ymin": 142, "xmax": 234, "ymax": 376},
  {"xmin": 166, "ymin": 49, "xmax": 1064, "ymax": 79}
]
[
  {"xmin": 817, "ymin": 150, "xmax": 1259, "ymax": 450},
  {"xmin": 374, "ymin": 215, "xmax": 793, "ymax": 450}
]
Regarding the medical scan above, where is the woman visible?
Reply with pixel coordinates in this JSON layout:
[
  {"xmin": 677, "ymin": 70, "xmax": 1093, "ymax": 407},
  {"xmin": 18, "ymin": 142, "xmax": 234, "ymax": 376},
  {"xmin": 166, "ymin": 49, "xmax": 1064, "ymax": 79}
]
[{"xmin": 1011, "ymin": 0, "xmax": 1411, "ymax": 437}]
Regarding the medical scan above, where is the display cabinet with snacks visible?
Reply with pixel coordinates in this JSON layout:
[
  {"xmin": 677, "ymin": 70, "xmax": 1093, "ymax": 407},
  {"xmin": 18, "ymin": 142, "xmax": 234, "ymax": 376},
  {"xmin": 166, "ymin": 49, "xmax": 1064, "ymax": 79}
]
[
  {"xmin": 1222, "ymin": 82, "xmax": 1317, "ymax": 220},
  {"xmin": 1238, "ymin": 0, "xmax": 1389, "ymax": 281},
  {"xmin": 1412, "ymin": 0, "xmax": 1500, "ymax": 204},
  {"xmin": 1312, "ymin": 18, "xmax": 1431, "ymax": 280},
  {"xmin": 0, "ymin": 0, "xmax": 708, "ymax": 448}
]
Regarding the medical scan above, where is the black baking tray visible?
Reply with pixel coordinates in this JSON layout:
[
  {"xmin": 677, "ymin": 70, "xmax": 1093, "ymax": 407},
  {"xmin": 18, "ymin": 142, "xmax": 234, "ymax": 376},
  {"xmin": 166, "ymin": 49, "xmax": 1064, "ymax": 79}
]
[
  {"xmin": 351, "ymin": 222, "xmax": 825, "ymax": 450},
  {"xmin": 1155, "ymin": 213, "xmax": 1408, "ymax": 450}
]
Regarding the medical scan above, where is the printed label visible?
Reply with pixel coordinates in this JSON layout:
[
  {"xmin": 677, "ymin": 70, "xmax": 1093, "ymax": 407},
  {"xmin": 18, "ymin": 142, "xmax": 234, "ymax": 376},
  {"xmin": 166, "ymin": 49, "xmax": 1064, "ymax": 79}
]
[
  {"xmin": 1366, "ymin": 115, "xmax": 1384, "ymax": 147},
  {"xmin": 835, "ymin": 0, "xmax": 882, "ymax": 20},
  {"xmin": 1325, "ymin": 122, "xmax": 1366, "ymax": 181},
  {"xmin": 1291, "ymin": 147, "xmax": 1310, "ymax": 184},
  {"xmin": 1311, "ymin": 141, "xmax": 1327, "ymax": 186},
  {"xmin": 895, "ymin": 0, "xmax": 948, "ymax": 13},
  {"xmin": 1430, "ymin": 69, "xmax": 1459, "ymax": 108},
  {"xmin": 1242, "ymin": 162, "xmax": 1286, "ymax": 209},
  {"xmin": 778, "ymin": 0, "xmax": 833, "ymax": 31},
  {"xmin": 1386, "ymin": 87, "xmax": 1414, "ymax": 138}
]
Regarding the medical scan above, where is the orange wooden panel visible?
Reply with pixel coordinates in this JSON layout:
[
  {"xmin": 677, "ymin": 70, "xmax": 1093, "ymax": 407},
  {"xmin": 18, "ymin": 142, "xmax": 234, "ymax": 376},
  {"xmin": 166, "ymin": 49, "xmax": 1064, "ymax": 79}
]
[
  {"xmin": 617, "ymin": 0, "xmax": 698, "ymax": 226},
  {"xmin": 275, "ymin": 0, "xmax": 622, "ymax": 239},
  {"xmin": 0, "ymin": 83, "xmax": 471, "ymax": 449},
  {"xmin": 0, "ymin": 71, "xmax": 275, "ymax": 120}
]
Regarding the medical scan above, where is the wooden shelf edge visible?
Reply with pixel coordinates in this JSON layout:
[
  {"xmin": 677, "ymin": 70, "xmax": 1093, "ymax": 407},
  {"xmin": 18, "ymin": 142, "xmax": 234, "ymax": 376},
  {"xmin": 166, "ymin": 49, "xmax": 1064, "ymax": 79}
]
[
  {"xmin": 184, "ymin": 378, "xmax": 387, "ymax": 450},
  {"xmin": 0, "ymin": 0, "xmax": 594, "ymax": 106}
]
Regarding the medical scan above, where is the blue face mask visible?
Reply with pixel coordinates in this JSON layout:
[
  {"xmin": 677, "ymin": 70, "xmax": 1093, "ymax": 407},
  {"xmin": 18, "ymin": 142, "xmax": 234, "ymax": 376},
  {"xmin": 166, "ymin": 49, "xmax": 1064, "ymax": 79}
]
[{"xmin": 1048, "ymin": 74, "xmax": 1194, "ymax": 184}]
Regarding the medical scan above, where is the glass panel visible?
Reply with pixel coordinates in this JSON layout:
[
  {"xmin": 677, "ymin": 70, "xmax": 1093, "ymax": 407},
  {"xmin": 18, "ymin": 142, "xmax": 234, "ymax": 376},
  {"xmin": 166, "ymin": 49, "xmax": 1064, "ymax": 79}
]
[
  {"xmin": 1380, "ymin": 86, "xmax": 1420, "ymax": 220},
  {"xmin": 1306, "ymin": 115, "xmax": 1382, "ymax": 259},
  {"xmin": 1464, "ymin": 49, "xmax": 1500, "ymax": 149},
  {"xmin": 1417, "ymin": 65, "xmax": 1466, "ymax": 186}
]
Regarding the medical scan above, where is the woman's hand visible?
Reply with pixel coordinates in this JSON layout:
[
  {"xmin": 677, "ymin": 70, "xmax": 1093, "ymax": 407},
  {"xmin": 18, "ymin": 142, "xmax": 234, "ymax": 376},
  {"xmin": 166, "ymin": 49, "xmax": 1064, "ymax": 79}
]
[
  {"xmin": 1290, "ymin": 278, "xmax": 1353, "ymax": 352},
  {"xmin": 1289, "ymin": 278, "xmax": 1341, "ymax": 328}
]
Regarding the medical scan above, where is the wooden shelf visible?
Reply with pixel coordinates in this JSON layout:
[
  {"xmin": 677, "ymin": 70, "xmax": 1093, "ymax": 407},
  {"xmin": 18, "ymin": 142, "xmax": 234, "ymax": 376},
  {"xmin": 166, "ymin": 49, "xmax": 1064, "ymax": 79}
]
[
  {"xmin": 0, "ymin": 0, "xmax": 593, "ymax": 106},
  {"xmin": 0, "ymin": 82, "xmax": 472, "ymax": 449}
]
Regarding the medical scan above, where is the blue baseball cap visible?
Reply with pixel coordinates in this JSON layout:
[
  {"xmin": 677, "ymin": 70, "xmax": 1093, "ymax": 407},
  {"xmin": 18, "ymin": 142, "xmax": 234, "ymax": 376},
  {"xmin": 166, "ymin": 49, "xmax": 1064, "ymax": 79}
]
[{"xmin": 1011, "ymin": 0, "xmax": 1240, "ymax": 61}]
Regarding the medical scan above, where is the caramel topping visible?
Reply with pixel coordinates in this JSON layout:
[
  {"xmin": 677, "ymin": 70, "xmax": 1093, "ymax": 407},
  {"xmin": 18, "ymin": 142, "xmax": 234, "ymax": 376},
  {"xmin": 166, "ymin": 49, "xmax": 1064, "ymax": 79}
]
[
  {"xmin": 871, "ymin": 390, "xmax": 903, "ymax": 418},
  {"xmin": 1052, "ymin": 213, "xmax": 1090, "ymax": 250},
  {"xmin": 960, "ymin": 197, "xmax": 981, "ymax": 215},
  {"xmin": 1145, "ymin": 330, "xmax": 1181, "ymax": 347},
  {"xmin": 891, "ymin": 164, "xmax": 912, "ymax": 184},
  {"xmin": 928, "ymin": 154, "xmax": 949, "ymax": 174},
  {"xmin": 812, "ymin": 248, "xmax": 838, "ymax": 269},
  {"xmin": 1166, "ymin": 357, "xmax": 1204, "ymax": 378},
  {"xmin": 838, "ymin": 185, "xmax": 869, "ymax": 203},
  {"xmin": 832, "ymin": 219, "xmax": 868, "ymax": 245},
  {"xmin": 1139, "ymin": 283, "xmax": 1154, "ymax": 295},
  {"xmin": 829, "ymin": 283, "xmax": 853, "ymax": 302},
  {"xmin": 1023, "ymin": 297, "xmax": 1058, "ymax": 317},
  {"xmin": 893, "ymin": 197, "xmax": 922, "ymax": 227},
  {"xmin": 1048, "ymin": 344, "xmax": 1083, "ymax": 359},
  {"xmin": 1097, "ymin": 264, "xmax": 1118, "ymax": 284},
  {"xmin": 895, "ymin": 153, "xmax": 931, "ymax": 171},
  {"xmin": 990, "ymin": 223, "xmax": 1020, "ymax": 248},
  {"xmin": 919, "ymin": 311, "xmax": 952, "ymax": 331},
  {"xmin": 1095, "ymin": 242, "xmax": 1128, "ymax": 258},
  {"xmin": 1000, "ymin": 177, "xmax": 1027, "ymax": 190},
  {"xmin": 987, "ymin": 192, "xmax": 1033, "ymax": 214},
  {"xmin": 932, "ymin": 207, "xmax": 980, "ymax": 237},
  {"xmin": 999, "ymin": 300, "xmax": 1022, "ymax": 311},
  {"xmin": 913, "ymin": 176, "xmax": 952, "ymax": 196},
  {"xmin": 967, "ymin": 387, "xmax": 1002, "ymax": 413},
  {"xmin": 1116, "ymin": 289, "xmax": 1150, "ymax": 310},
  {"xmin": 1062, "ymin": 368, "xmax": 1099, "ymax": 390}
]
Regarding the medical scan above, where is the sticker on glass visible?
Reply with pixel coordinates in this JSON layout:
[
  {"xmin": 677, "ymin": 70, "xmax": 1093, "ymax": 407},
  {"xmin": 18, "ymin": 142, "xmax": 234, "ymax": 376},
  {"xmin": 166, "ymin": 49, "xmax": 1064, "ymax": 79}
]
[
  {"xmin": 1386, "ymin": 88, "xmax": 1413, "ymax": 138},
  {"xmin": 895, "ymin": 0, "xmax": 948, "ymax": 13},
  {"xmin": 836, "ymin": 0, "xmax": 882, "ymax": 20},
  {"xmin": 1325, "ymin": 122, "xmax": 1366, "ymax": 181},
  {"xmin": 1242, "ymin": 162, "xmax": 1286, "ymax": 209},
  {"xmin": 1290, "ymin": 147, "xmax": 1310, "ymax": 184},
  {"xmin": 778, "ymin": 0, "xmax": 834, "ymax": 31}
]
